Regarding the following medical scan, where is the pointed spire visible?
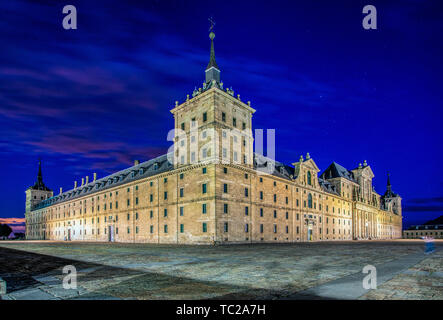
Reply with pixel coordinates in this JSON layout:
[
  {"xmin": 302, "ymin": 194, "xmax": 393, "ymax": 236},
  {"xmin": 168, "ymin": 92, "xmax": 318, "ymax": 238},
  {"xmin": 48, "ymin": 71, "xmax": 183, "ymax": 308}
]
[
  {"xmin": 37, "ymin": 158, "xmax": 43, "ymax": 183},
  {"xmin": 30, "ymin": 158, "xmax": 52, "ymax": 192},
  {"xmin": 387, "ymin": 172, "xmax": 391, "ymax": 187},
  {"xmin": 205, "ymin": 31, "xmax": 220, "ymax": 84},
  {"xmin": 206, "ymin": 32, "xmax": 218, "ymax": 70}
]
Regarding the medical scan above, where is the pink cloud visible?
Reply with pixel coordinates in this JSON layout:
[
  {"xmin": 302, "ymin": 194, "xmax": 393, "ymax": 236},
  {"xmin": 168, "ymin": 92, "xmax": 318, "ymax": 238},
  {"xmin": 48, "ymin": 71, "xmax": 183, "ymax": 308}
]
[{"xmin": 0, "ymin": 218, "xmax": 26, "ymax": 233}]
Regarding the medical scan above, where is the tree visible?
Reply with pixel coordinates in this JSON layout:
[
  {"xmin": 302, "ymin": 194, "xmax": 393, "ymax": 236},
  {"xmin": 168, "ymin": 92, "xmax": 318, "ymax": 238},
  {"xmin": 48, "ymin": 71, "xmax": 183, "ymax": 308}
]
[{"xmin": 0, "ymin": 224, "xmax": 13, "ymax": 239}]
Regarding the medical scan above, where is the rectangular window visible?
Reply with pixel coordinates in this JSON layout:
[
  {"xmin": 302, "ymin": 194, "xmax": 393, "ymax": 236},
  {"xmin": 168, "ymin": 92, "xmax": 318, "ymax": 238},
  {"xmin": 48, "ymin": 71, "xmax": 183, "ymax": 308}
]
[
  {"xmin": 223, "ymin": 183, "xmax": 228, "ymax": 193},
  {"xmin": 245, "ymin": 223, "xmax": 249, "ymax": 233},
  {"xmin": 245, "ymin": 188, "xmax": 249, "ymax": 197},
  {"xmin": 164, "ymin": 209, "xmax": 168, "ymax": 217},
  {"xmin": 202, "ymin": 223, "xmax": 207, "ymax": 233},
  {"xmin": 222, "ymin": 112, "xmax": 226, "ymax": 122},
  {"xmin": 135, "ymin": 197, "xmax": 139, "ymax": 205},
  {"xmin": 260, "ymin": 208, "xmax": 263, "ymax": 217},
  {"xmin": 150, "ymin": 210, "xmax": 153, "ymax": 218},
  {"xmin": 150, "ymin": 225, "xmax": 153, "ymax": 233},
  {"xmin": 164, "ymin": 191, "xmax": 168, "ymax": 200},
  {"xmin": 202, "ymin": 167, "xmax": 207, "ymax": 174},
  {"xmin": 135, "ymin": 212, "xmax": 138, "ymax": 220},
  {"xmin": 274, "ymin": 210, "xmax": 277, "ymax": 218},
  {"xmin": 286, "ymin": 212, "xmax": 289, "ymax": 219},
  {"xmin": 224, "ymin": 222, "xmax": 228, "ymax": 233},
  {"xmin": 150, "ymin": 194, "xmax": 153, "ymax": 202},
  {"xmin": 233, "ymin": 117, "xmax": 237, "ymax": 127},
  {"xmin": 127, "ymin": 199, "xmax": 130, "ymax": 206},
  {"xmin": 260, "ymin": 191, "xmax": 263, "ymax": 200},
  {"xmin": 180, "ymin": 173, "xmax": 184, "ymax": 179},
  {"xmin": 245, "ymin": 206, "xmax": 249, "ymax": 216},
  {"xmin": 260, "ymin": 224, "xmax": 264, "ymax": 233},
  {"xmin": 223, "ymin": 167, "xmax": 228, "ymax": 174},
  {"xmin": 180, "ymin": 206, "xmax": 184, "ymax": 216},
  {"xmin": 286, "ymin": 226, "xmax": 289, "ymax": 234},
  {"xmin": 223, "ymin": 203, "xmax": 228, "ymax": 214},
  {"xmin": 274, "ymin": 225, "xmax": 277, "ymax": 233},
  {"xmin": 164, "ymin": 225, "xmax": 168, "ymax": 233},
  {"xmin": 202, "ymin": 183, "xmax": 207, "ymax": 194},
  {"xmin": 274, "ymin": 194, "xmax": 277, "ymax": 202},
  {"xmin": 180, "ymin": 224, "xmax": 184, "ymax": 233},
  {"xmin": 202, "ymin": 203, "xmax": 207, "ymax": 214},
  {"xmin": 127, "ymin": 213, "xmax": 130, "ymax": 220},
  {"xmin": 203, "ymin": 112, "xmax": 207, "ymax": 122},
  {"xmin": 180, "ymin": 188, "xmax": 184, "ymax": 198}
]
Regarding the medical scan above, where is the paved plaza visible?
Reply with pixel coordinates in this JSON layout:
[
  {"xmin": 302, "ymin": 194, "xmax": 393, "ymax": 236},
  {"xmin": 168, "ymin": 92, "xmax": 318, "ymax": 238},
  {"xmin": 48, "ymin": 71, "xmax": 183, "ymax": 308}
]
[{"xmin": 0, "ymin": 240, "xmax": 441, "ymax": 300}]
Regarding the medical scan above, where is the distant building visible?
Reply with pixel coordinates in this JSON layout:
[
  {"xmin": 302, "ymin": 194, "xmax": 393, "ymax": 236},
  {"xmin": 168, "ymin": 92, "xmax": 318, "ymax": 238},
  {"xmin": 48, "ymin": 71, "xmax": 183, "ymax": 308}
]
[
  {"xmin": 403, "ymin": 216, "xmax": 443, "ymax": 239},
  {"xmin": 25, "ymin": 29, "xmax": 403, "ymax": 244}
]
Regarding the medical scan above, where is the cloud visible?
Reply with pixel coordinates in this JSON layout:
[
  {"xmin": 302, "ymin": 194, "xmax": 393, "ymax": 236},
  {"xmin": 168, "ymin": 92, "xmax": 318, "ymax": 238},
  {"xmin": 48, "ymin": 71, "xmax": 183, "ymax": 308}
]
[{"xmin": 0, "ymin": 218, "xmax": 26, "ymax": 233}]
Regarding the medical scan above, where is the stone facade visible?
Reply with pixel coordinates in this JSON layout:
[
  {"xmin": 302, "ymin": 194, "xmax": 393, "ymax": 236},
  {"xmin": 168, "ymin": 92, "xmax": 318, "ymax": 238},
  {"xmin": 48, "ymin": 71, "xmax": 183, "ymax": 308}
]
[{"xmin": 25, "ymin": 31, "xmax": 402, "ymax": 244}]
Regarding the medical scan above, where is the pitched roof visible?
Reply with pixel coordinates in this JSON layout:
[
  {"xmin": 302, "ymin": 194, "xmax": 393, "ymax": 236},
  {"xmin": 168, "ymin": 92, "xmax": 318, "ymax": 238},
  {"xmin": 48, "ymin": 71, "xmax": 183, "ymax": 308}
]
[
  {"xmin": 320, "ymin": 162, "xmax": 356, "ymax": 182},
  {"xmin": 253, "ymin": 153, "xmax": 295, "ymax": 180},
  {"xmin": 318, "ymin": 177, "xmax": 339, "ymax": 195},
  {"xmin": 33, "ymin": 153, "xmax": 173, "ymax": 210}
]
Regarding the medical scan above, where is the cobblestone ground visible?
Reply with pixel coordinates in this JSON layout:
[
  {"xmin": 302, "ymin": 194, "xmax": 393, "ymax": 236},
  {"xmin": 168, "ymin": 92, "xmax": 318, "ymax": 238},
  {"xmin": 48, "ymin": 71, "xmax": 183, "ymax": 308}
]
[
  {"xmin": 360, "ymin": 246, "xmax": 443, "ymax": 300},
  {"xmin": 0, "ymin": 240, "xmax": 441, "ymax": 300}
]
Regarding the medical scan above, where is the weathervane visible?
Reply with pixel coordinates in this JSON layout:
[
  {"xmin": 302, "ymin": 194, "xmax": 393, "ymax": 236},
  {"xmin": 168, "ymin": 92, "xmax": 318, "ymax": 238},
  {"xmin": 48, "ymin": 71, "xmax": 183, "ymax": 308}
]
[{"xmin": 208, "ymin": 17, "xmax": 215, "ymax": 32}]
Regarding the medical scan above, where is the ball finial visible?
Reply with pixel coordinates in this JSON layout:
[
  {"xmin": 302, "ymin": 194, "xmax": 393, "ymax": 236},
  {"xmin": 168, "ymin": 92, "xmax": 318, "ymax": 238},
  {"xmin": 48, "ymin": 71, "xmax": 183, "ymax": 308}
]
[{"xmin": 209, "ymin": 32, "xmax": 215, "ymax": 40}]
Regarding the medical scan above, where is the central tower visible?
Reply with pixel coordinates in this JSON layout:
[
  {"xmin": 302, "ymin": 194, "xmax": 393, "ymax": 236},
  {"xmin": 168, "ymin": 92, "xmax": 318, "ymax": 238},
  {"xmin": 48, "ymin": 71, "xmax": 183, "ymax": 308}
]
[{"xmin": 170, "ymin": 29, "xmax": 256, "ymax": 169}]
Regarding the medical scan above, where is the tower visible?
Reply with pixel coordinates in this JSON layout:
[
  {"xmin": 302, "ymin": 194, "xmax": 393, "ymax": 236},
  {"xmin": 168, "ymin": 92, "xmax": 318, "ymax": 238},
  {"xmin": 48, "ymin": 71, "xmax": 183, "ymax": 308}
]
[
  {"xmin": 382, "ymin": 173, "xmax": 402, "ymax": 215},
  {"xmin": 170, "ymin": 27, "xmax": 255, "ymax": 169},
  {"xmin": 25, "ymin": 159, "xmax": 53, "ymax": 213}
]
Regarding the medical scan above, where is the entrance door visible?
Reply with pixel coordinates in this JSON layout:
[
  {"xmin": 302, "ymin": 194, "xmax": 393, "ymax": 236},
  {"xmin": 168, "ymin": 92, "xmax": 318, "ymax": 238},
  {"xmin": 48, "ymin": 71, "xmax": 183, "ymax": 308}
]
[
  {"xmin": 108, "ymin": 225, "xmax": 114, "ymax": 242},
  {"xmin": 307, "ymin": 229, "xmax": 313, "ymax": 241}
]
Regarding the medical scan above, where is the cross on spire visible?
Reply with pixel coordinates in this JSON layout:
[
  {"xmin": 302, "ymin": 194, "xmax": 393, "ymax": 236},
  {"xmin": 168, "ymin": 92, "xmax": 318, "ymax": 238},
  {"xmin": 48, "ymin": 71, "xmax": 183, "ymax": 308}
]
[{"xmin": 208, "ymin": 17, "xmax": 215, "ymax": 32}]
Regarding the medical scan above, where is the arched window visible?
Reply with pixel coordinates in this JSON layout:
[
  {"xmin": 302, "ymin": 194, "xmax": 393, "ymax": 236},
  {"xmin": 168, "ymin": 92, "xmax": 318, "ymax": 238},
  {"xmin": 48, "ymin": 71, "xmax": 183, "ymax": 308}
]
[
  {"xmin": 307, "ymin": 171, "xmax": 312, "ymax": 185},
  {"xmin": 308, "ymin": 193, "xmax": 313, "ymax": 208}
]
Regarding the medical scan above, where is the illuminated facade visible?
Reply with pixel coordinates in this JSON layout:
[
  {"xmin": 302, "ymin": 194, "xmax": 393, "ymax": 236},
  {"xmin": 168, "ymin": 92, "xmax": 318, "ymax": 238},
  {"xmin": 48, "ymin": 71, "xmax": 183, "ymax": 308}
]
[{"xmin": 25, "ymin": 31, "xmax": 402, "ymax": 244}]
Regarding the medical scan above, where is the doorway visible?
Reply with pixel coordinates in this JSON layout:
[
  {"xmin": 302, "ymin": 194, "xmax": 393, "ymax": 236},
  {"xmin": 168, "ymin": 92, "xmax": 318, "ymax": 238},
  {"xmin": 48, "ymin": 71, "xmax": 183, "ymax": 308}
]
[
  {"xmin": 108, "ymin": 225, "xmax": 115, "ymax": 242},
  {"xmin": 307, "ymin": 229, "xmax": 313, "ymax": 241}
]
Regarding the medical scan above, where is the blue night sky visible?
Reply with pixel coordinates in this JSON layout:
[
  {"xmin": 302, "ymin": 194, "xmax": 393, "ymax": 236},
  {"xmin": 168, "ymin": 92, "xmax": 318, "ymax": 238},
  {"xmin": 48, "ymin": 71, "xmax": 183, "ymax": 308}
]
[{"xmin": 0, "ymin": 0, "xmax": 442, "ymax": 229}]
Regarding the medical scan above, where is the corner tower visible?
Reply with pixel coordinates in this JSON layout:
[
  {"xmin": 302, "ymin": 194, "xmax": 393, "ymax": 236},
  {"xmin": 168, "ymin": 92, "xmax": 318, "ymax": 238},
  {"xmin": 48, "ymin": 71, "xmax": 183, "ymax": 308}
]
[
  {"xmin": 382, "ymin": 173, "xmax": 402, "ymax": 215},
  {"xmin": 25, "ymin": 159, "xmax": 53, "ymax": 213},
  {"xmin": 170, "ymin": 28, "xmax": 255, "ymax": 169}
]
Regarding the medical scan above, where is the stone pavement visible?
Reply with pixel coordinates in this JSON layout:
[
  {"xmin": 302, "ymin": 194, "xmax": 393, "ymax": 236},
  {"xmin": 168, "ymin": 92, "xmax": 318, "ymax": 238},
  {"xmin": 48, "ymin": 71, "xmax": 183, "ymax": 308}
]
[{"xmin": 0, "ymin": 240, "xmax": 441, "ymax": 300}]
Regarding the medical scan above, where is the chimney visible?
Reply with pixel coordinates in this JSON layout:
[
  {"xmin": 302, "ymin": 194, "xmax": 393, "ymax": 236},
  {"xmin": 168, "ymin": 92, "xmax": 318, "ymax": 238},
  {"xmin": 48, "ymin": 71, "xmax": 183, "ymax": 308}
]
[
  {"xmin": 81, "ymin": 178, "xmax": 84, "ymax": 186},
  {"xmin": 134, "ymin": 160, "xmax": 140, "ymax": 166},
  {"xmin": 74, "ymin": 181, "xmax": 77, "ymax": 189},
  {"xmin": 59, "ymin": 187, "xmax": 63, "ymax": 195},
  {"xmin": 85, "ymin": 176, "xmax": 89, "ymax": 184},
  {"xmin": 93, "ymin": 172, "xmax": 97, "ymax": 182}
]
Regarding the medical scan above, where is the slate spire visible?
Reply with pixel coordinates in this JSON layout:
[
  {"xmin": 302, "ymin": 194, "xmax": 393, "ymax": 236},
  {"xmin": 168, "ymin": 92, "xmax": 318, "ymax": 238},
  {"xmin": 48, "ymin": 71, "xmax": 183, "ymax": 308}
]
[
  {"xmin": 37, "ymin": 158, "xmax": 43, "ymax": 184},
  {"xmin": 30, "ymin": 158, "xmax": 52, "ymax": 191},
  {"xmin": 205, "ymin": 31, "xmax": 220, "ymax": 83}
]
